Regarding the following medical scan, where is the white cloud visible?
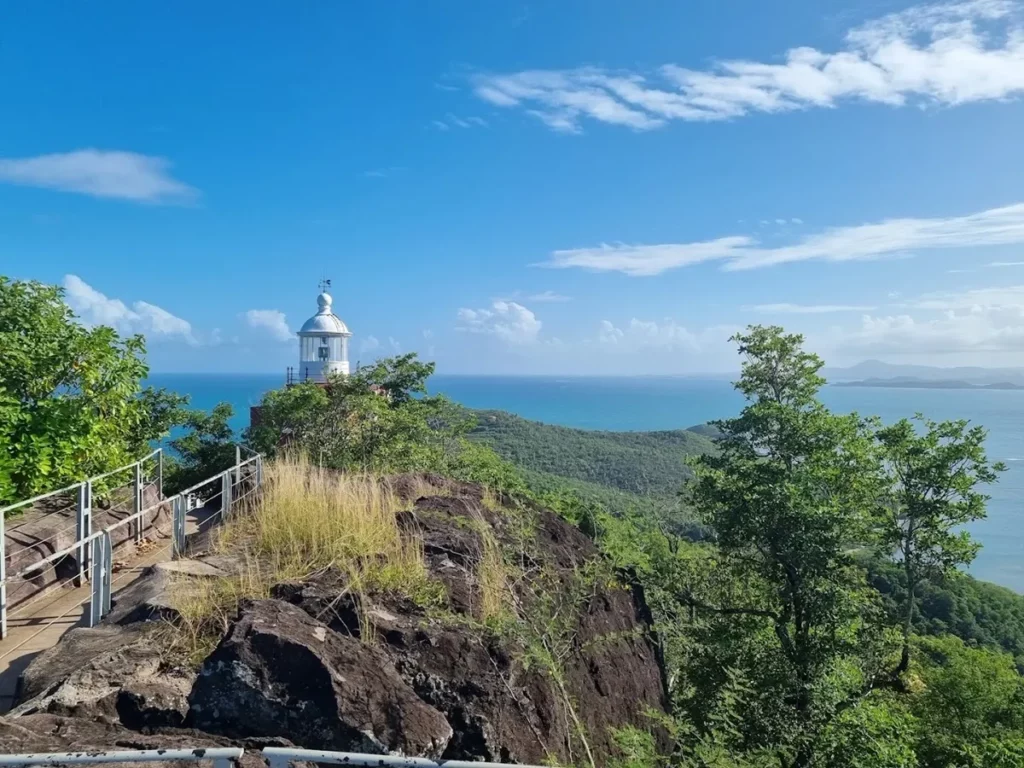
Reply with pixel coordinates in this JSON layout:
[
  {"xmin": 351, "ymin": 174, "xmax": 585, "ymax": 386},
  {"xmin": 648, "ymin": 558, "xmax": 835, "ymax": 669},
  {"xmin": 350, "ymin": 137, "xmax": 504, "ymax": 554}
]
[
  {"xmin": 989, "ymin": 260, "xmax": 1024, "ymax": 266},
  {"xmin": 836, "ymin": 283, "xmax": 1024, "ymax": 356},
  {"xmin": 244, "ymin": 309, "xmax": 292, "ymax": 342},
  {"xmin": 360, "ymin": 335, "xmax": 381, "ymax": 353},
  {"xmin": 63, "ymin": 275, "xmax": 197, "ymax": 344},
  {"xmin": 474, "ymin": 0, "xmax": 1024, "ymax": 132},
  {"xmin": 775, "ymin": 218, "xmax": 788, "ymax": 225},
  {"xmin": 457, "ymin": 301, "xmax": 542, "ymax": 344},
  {"xmin": 540, "ymin": 201, "xmax": 1024, "ymax": 275},
  {"xmin": 752, "ymin": 303, "xmax": 878, "ymax": 313},
  {"xmin": 594, "ymin": 319, "xmax": 740, "ymax": 359},
  {"xmin": 422, "ymin": 329, "xmax": 435, "ymax": 339},
  {"xmin": 389, "ymin": 336, "xmax": 402, "ymax": 352},
  {"xmin": 792, "ymin": 218, "xmax": 804, "ymax": 225},
  {"xmin": 500, "ymin": 289, "xmax": 573, "ymax": 303},
  {"xmin": 0, "ymin": 150, "xmax": 196, "ymax": 203}
]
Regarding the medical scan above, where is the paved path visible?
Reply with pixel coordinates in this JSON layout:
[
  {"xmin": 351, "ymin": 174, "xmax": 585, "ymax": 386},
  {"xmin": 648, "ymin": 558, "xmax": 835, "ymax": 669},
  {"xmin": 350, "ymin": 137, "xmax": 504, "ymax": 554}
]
[{"xmin": 0, "ymin": 503, "xmax": 217, "ymax": 713}]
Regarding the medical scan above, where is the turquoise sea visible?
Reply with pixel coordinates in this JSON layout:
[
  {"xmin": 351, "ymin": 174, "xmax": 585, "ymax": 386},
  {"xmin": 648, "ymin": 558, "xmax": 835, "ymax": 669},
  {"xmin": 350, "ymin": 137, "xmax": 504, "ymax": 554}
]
[{"xmin": 148, "ymin": 373, "xmax": 1024, "ymax": 593}]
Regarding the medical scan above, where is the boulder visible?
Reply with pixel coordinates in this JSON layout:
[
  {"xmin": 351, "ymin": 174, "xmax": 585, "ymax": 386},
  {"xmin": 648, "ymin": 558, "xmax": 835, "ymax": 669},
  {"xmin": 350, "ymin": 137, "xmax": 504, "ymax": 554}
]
[
  {"xmin": 188, "ymin": 599, "xmax": 453, "ymax": 758},
  {"xmin": 13, "ymin": 622, "xmax": 194, "ymax": 730}
]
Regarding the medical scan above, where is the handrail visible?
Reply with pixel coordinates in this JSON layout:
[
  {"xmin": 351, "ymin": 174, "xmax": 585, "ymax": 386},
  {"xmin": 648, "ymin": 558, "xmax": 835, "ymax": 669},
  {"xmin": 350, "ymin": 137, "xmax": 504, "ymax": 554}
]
[
  {"xmin": 0, "ymin": 748, "xmax": 243, "ymax": 768},
  {"xmin": 1, "ymin": 444, "xmax": 261, "ymax": 640},
  {"xmin": 0, "ymin": 448, "xmax": 163, "ymax": 517},
  {"xmin": 262, "ymin": 747, "xmax": 545, "ymax": 768}
]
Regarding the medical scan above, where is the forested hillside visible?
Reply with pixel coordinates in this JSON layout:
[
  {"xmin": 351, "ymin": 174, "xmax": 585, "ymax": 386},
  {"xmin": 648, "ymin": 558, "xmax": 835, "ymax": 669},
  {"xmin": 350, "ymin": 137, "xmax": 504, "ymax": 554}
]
[{"xmin": 469, "ymin": 409, "xmax": 715, "ymax": 497}]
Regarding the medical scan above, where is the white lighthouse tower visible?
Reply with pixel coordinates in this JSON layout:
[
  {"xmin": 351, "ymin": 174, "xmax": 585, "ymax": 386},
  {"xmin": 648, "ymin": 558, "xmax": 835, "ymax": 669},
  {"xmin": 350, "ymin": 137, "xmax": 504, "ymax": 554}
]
[{"xmin": 295, "ymin": 280, "xmax": 352, "ymax": 383}]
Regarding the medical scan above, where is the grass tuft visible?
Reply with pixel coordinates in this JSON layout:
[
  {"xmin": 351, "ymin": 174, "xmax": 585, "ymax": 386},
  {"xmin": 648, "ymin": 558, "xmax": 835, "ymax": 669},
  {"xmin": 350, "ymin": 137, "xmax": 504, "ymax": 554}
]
[{"xmin": 170, "ymin": 454, "xmax": 445, "ymax": 659}]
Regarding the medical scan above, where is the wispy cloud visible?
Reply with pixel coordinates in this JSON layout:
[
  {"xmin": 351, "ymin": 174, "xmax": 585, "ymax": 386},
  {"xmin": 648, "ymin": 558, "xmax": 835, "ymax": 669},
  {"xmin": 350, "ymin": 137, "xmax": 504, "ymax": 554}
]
[
  {"xmin": 244, "ymin": 309, "xmax": 292, "ymax": 342},
  {"xmin": 360, "ymin": 335, "xmax": 381, "ymax": 354},
  {"xmin": 989, "ymin": 260, "xmax": 1024, "ymax": 266},
  {"xmin": 431, "ymin": 114, "xmax": 488, "ymax": 131},
  {"xmin": 500, "ymin": 289, "xmax": 573, "ymax": 303},
  {"xmin": 457, "ymin": 301, "xmax": 542, "ymax": 344},
  {"xmin": 540, "ymin": 201, "xmax": 1024, "ymax": 275},
  {"xmin": 63, "ymin": 275, "xmax": 197, "ymax": 344},
  {"xmin": 0, "ymin": 150, "xmax": 197, "ymax": 203},
  {"xmin": 752, "ymin": 303, "xmax": 878, "ymax": 313},
  {"xmin": 474, "ymin": 0, "xmax": 1024, "ymax": 132}
]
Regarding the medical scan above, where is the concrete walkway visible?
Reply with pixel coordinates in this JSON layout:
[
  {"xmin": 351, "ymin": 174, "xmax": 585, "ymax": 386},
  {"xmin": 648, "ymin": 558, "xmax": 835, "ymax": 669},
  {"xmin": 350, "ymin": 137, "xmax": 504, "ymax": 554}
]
[{"xmin": 0, "ymin": 503, "xmax": 219, "ymax": 713}]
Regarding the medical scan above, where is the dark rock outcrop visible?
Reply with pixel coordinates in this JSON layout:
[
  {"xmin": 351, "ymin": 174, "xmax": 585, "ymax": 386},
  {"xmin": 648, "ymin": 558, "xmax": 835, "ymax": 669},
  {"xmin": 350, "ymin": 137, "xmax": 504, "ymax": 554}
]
[
  {"xmin": 188, "ymin": 599, "xmax": 453, "ymax": 758},
  {"xmin": 8, "ymin": 476, "xmax": 668, "ymax": 766}
]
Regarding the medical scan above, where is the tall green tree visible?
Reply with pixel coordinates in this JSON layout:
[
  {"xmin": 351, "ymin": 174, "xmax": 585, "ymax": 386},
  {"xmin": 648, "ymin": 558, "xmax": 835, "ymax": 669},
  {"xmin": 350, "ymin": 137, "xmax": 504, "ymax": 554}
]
[
  {"xmin": 875, "ymin": 417, "xmax": 1006, "ymax": 676},
  {"xmin": 165, "ymin": 402, "xmax": 237, "ymax": 494},
  {"xmin": 686, "ymin": 326, "xmax": 893, "ymax": 767},
  {"xmin": 0, "ymin": 277, "xmax": 186, "ymax": 505}
]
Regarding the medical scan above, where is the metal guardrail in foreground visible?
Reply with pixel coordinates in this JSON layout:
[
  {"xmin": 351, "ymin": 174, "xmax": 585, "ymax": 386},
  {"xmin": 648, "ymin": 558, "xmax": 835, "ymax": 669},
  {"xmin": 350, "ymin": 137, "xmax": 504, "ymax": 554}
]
[
  {"xmin": 0, "ymin": 747, "xmax": 543, "ymax": 768},
  {"xmin": 262, "ymin": 748, "xmax": 545, "ymax": 768},
  {"xmin": 0, "ymin": 748, "xmax": 243, "ymax": 768}
]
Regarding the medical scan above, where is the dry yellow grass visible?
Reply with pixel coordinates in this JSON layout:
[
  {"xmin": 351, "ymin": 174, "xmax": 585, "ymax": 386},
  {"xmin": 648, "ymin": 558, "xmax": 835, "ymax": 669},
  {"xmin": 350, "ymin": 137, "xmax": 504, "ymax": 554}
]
[
  {"xmin": 478, "ymin": 528, "xmax": 509, "ymax": 624},
  {"xmin": 170, "ymin": 454, "xmax": 443, "ymax": 657}
]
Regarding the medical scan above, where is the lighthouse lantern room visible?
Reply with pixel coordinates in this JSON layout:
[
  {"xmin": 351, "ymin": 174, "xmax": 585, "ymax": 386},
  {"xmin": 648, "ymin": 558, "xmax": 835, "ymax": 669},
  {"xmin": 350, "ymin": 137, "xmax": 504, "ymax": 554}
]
[{"xmin": 295, "ymin": 280, "xmax": 352, "ymax": 383}]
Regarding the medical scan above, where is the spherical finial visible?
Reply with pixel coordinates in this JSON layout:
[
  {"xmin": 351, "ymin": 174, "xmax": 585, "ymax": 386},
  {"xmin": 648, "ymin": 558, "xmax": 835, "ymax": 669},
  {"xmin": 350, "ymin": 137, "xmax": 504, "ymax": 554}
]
[{"xmin": 317, "ymin": 292, "xmax": 332, "ymax": 311}]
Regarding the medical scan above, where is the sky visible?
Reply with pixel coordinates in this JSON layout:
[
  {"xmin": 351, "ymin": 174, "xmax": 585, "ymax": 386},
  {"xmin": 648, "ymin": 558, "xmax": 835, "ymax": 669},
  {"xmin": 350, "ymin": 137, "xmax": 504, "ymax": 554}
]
[{"xmin": 2, "ymin": 0, "xmax": 1024, "ymax": 375}]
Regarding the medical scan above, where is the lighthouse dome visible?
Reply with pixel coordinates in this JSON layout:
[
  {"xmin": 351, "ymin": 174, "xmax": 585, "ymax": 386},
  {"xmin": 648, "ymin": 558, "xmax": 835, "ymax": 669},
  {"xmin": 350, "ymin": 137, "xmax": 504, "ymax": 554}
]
[{"xmin": 299, "ymin": 291, "xmax": 351, "ymax": 335}]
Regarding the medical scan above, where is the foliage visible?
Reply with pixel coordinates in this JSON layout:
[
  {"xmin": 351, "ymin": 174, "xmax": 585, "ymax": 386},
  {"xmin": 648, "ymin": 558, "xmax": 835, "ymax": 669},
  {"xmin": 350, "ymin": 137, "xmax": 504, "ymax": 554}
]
[
  {"xmin": 470, "ymin": 408, "xmax": 715, "ymax": 497},
  {"xmin": 0, "ymin": 276, "xmax": 187, "ymax": 505},
  {"xmin": 244, "ymin": 354, "xmax": 534, "ymax": 494},
  {"xmin": 866, "ymin": 555, "xmax": 1024, "ymax": 666},
  {"xmin": 164, "ymin": 402, "xmax": 238, "ymax": 494},
  {"xmin": 684, "ymin": 326, "xmax": 893, "ymax": 767},
  {"xmin": 909, "ymin": 635, "xmax": 1024, "ymax": 767},
  {"xmin": 874, "ymin": 415, "xmax": 1005, "ymax": 674}
]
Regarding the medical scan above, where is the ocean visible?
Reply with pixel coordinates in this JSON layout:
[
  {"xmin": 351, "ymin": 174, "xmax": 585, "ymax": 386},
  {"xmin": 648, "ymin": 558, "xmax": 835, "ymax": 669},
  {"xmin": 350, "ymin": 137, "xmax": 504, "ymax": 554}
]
[{"xmin": 148, "ymin": 373, "xmax": 1024, "ymax": 593}]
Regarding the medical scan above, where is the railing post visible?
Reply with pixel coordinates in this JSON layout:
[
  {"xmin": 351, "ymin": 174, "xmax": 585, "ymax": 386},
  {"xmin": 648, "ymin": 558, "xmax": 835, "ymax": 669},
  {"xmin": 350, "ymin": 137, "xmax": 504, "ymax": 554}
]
[
  {"xmin": 88, "ymin": 531, "xmax": 112, "ymax": 626},
  {"xmin": 172, "ymin": 494, "xmax": 186, "ymax": 558},
  {"xmin": 1, "ymin": 505, "xmax": 6, "ymax": 640},
  {"xmin": 222, "ymin": 471, "xmax": 232, "ymax": 519},
  {"xmin": 157, "ymin": 448, "xmax": 164, "ymax": 498},
  {"xmin": 133, "ymin": 462, "xmax": 144, "ymax": 544},
  {"xmin": 76, "ymin": 481, "xmax": 92, "ymax": 586},
  {"xmin": 235, "ymin": 444, "xmax": 241, "ymax": 486}
]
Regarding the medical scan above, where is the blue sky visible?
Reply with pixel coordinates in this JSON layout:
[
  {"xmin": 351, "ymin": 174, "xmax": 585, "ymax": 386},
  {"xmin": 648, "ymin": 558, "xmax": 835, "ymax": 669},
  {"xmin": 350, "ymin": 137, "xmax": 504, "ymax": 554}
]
[{"xmin": 2, "ymin": 0, "xmax": 1024, "ymax": 374}]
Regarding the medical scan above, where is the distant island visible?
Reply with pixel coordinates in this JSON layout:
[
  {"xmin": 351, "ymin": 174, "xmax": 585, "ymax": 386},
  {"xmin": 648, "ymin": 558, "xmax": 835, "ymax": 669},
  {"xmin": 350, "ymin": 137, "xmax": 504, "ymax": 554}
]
[{"xmin": 835, "ymin": 377, "xmax": 1024, "ymax": 391}]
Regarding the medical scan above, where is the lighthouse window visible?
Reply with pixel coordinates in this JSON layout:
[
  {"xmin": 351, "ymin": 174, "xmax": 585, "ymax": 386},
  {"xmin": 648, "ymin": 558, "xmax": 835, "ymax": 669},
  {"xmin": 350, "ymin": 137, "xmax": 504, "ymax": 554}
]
[{"xmin": 318, "ymin": 345, "xmax": 330, "ymax": 361}]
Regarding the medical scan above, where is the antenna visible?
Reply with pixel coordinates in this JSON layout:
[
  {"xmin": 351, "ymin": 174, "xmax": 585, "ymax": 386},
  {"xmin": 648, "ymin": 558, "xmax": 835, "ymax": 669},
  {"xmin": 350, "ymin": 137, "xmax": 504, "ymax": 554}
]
[{"xmin": 318, "ymin": 276, "xmax": 332, "ymax": 293}]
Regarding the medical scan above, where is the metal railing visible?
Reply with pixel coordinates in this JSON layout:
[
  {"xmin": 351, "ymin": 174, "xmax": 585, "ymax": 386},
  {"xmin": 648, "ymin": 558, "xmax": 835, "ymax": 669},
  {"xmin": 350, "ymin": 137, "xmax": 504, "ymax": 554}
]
[
  {"xmin": 0, "ymin": 747, "xmax": 539, "ymax": 768},
  {"xmin": 0, "ymin": 748, "xmax": 243, "ymax": 768},
  {"xmin": 0, "ymin": 446, "xmax": 264, "ymax": 640},
  {"xmin": 262, "ymin": 748, "xmax": 544, "ymax": 768},
  {"xmin": 0, "ymin": 449, "xmax": 163, "ymax": 639}
]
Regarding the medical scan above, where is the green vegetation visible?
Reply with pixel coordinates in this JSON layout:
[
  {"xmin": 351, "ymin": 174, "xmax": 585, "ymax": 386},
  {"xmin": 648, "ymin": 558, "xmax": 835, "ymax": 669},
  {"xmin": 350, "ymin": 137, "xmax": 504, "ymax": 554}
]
[
  {"xmin": 470, "ymin": 409, "xmax": 715, "ymax": 497},
  {"xmin": 469, "ymin": 409, "xmax": 714, "ymax": 536},
  {"xmin": 0, "ymin": 277, "xmax": 187, "ymax": 505}
]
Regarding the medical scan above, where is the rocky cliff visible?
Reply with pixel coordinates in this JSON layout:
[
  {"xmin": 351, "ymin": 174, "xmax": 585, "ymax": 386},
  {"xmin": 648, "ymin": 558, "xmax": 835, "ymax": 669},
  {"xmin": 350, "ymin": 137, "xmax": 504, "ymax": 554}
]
[{"xmin": 2, "ymin": 474, "xmax": 667, "ymax": 766}]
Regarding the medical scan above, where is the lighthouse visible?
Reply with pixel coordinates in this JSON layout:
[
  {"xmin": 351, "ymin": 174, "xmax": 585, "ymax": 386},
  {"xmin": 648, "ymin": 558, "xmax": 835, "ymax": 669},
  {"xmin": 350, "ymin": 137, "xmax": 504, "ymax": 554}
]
[{"xmin": 294, "ymin": 281, "xmax": 352, "ymax": 383}]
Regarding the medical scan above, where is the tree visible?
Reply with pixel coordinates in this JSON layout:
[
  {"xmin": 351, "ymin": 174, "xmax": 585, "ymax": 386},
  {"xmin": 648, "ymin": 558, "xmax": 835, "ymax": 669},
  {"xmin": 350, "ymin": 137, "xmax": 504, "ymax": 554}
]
[
  {"xmin": 0, "ymin": 277, "xmax": 187, "ymax": 505},
  {"xmin": 910, "ymin": 635, "xmax": 1024, "ymax": 767},
  {"xmin": 685, "ymin": 326, "xmax": 892, "ymax": 767},
  {"xmin": 243, "ymin": 354, "xmax": 485, "ymax": 477},
  {"xmin": 874, "ymin": 416, "xmax": 1006, "ymax": 676},
  {"xmin": 164, "ymin": 403, "xmax": 237, "ymax": 494}
]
